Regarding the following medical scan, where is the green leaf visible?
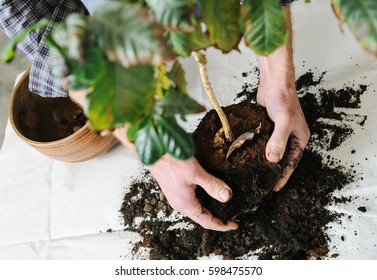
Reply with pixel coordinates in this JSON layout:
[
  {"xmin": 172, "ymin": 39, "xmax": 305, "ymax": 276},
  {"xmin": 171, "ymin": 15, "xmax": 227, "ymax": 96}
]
[
  {"xmin": 135, "ymin": 115, "xmax": 164, "ymax": 165},
  {"xmin": 158, "ymin": 88, "xmax": 205, "ymax": 119},
  {"xmin": 242, "ymin": 0, "xmax": 289, "ymax": 56},
  {"xmin": 156, "ymin": 115, "xmax": 195, "ymax": 160},
  {"xmin": 46, "ymin": 30, "xmax": 106, "ymax": 90},
  {"xmin": 164, "ymin": 24, "xmax": 211, "ymax": 57},
  {"xmin": 168, "ymin": 61, "xmax": 188, "ymax": 93},
  {"xmin": 165, "ymin": 31, "xmax": 192, "ymax": 57},
  {"xmin": 71, "ymin": 45, "xmax": 106, "ymax": 86},
  {"xmin": 338, "ymin": 0, "xmax": 377, "ymax": 56},
  {"xmin": 145, "ymin": 0, "xmax": 196, "ymax": 31},
  {"xmin": 198, "ymin": 0, "xmax": 242, "ymax": 52},
  {"xmin": 1, "ymin": 19, "xmax": 50, "ymax": 63},
  {"xmin": 86, "ymin": 62, "xmax": 155, "ymax": 130},
  {"xmin": 193, "ymin": 51, "xmax": 207, "ymax": 64},
  {"xmin": 127, "ymin": 116, "xmax": 149, "ymax": 142},
  {"xmin": 89, "ymin": 1, "xmax": 173, "ymax": 67}
]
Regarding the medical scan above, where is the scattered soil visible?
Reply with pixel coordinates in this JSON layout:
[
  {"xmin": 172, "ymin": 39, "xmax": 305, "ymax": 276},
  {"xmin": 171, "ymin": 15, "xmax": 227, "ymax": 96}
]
[
  {"xmin": 193, "ymin": 102, "xmax": 286, "ymax": 222},
  {"xmin": 13, "ymin": 80, "xmax": 87, "ymax": 142},
  {"xmin": 120, "ymin": 70, "xmax": 369, "ymax": 260}
]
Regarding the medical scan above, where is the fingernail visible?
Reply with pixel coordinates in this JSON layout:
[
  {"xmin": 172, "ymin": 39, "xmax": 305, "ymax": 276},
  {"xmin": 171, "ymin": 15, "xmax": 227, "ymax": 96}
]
[
  {"xmin": 268, "ymin": 149, "xmax": 281, "ymax": 163},
  {"xmin": 227, "ymin": 221, "xmax": 239, "ymax": 231},
  {"xmin": 219, "ymin": 188, "xmax": 231, "ymax": 202}
]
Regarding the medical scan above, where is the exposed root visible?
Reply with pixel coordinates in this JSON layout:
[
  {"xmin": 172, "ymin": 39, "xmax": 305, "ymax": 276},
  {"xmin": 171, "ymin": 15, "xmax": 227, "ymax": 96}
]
[{"xmin": 213, "ymin": 128, "xmax": 225, "ymax": 148}]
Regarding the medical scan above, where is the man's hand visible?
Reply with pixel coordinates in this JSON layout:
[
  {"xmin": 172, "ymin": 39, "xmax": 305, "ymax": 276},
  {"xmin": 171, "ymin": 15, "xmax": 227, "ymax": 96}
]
[
  {"xmin": 148, "ymin": 155, "xmax": 238, "ymax": 231},
  {"xmin": 257, "ymin": 6, "xmax": 310, "ymax": 192},
  {"xmin": 257, "ymin": 85, "xmax": 310, "ymax": 191}
]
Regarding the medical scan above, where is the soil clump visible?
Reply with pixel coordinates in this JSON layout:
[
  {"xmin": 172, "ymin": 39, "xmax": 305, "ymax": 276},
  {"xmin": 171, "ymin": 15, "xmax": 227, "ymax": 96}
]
[{"xmin": 193, "ymin": 102, "xmax": 286, "ymax": 222}]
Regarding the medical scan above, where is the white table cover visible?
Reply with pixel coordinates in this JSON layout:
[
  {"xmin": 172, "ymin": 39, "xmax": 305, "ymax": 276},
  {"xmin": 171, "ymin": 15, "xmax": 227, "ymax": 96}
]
[{"xmin": 0, "ymin": 0, "xmax": 376, "ymax": 259}]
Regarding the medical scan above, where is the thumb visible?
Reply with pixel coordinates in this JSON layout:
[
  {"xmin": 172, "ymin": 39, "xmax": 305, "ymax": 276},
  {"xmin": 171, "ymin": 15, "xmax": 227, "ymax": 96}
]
[
  {"xmin": 194, "ymin": 168, "xmax": 233, "ymax": 203},
  {"xmin": 266, "ymin": 123, "xmax": 291, "ymax": 163}
]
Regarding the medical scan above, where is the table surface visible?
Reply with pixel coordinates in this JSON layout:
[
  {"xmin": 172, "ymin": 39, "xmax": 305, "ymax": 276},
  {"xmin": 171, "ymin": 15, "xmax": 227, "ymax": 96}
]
[{"xmin": 0, "ymin": 0, "xmax": 377, "ymax": 259}]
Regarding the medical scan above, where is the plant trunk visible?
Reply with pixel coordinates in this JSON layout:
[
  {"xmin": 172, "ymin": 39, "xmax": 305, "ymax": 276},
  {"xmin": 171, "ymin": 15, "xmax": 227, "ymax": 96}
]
[{"xmin": 192, "ymin": 51, "xmax": 233, "ymax": 142}]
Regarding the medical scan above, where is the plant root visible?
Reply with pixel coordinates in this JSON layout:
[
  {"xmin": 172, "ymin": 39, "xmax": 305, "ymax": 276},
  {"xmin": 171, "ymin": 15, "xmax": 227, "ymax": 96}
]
[{"xmin": 213, "ymin": 128, "xmax": 225, "ymax": 148}]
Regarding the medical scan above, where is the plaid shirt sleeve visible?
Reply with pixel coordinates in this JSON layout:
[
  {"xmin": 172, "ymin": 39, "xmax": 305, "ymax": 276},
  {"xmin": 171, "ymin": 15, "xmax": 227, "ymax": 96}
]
[{"xmin": 0, "ymin": 0, "xmax": 89, "ymax": 97}]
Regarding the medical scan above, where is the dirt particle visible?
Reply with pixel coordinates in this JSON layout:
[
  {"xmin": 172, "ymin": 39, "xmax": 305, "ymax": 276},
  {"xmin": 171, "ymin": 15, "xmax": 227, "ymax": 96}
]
[{"xmin": 357, "ymin": 206, "xmax": 367, "ymax": 213}]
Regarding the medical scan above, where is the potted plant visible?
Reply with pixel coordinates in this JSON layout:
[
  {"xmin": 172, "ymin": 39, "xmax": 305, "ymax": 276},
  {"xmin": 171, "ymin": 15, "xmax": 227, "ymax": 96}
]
[{"xmin": 2, "ymin": 0, "xmax": 376, "ymax": 216}]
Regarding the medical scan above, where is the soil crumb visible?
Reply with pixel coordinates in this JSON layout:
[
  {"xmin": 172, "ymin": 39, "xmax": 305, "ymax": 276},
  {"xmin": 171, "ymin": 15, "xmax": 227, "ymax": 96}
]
[
  {"xmin": 120, "ymin": 70, "xmax": 369, "ymax": 260},
  {"xmin": 357, "ymin": 207, "xmax": 367, "ymax": 213}
]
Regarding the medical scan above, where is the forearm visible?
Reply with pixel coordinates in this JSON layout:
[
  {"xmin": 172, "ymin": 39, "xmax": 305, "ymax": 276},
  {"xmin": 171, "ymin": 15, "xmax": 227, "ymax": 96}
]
[{"xmin": 257, "ymin": 7, "xmax": 295, "ymax": 93}]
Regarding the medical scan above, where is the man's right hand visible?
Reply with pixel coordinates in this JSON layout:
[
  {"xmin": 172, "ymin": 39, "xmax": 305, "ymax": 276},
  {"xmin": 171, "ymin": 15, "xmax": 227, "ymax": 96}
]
[{"xmin": 148, "ymin": 154, "xmax": 238, "ymax": 232}]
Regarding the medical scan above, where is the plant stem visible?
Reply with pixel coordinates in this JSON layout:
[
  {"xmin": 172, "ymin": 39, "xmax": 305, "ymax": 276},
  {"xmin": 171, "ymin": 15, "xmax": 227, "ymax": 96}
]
[{"xmin": 193, "ymin": 51, "xmax": 233, "ymax": 142}]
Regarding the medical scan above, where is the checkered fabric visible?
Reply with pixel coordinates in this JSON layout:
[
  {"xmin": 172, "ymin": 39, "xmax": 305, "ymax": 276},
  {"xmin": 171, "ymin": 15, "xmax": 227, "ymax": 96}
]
[
  {"xmin": 0, "ymin": 0, "xmax": 88, "ymax": 97},
  {"xmin": 0, "ymin": 0, "xmax": 294, "ymax": 98}
]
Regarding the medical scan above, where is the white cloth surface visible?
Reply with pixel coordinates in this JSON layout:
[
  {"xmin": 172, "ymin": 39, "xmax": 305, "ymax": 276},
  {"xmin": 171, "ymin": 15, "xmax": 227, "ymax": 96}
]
[{"xmin": 0, "ymin": 0, "xmax": 377, "ymax": 259}]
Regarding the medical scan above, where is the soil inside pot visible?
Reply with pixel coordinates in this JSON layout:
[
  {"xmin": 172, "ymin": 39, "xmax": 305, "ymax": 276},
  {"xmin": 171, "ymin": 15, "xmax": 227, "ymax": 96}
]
[
  {"xmin": 193, "ymin": 102, "xmax": 287, "ymax": 222},
  {"xmin": 17, "ymin": 91, "xmax": 87, "ymax": 142}
]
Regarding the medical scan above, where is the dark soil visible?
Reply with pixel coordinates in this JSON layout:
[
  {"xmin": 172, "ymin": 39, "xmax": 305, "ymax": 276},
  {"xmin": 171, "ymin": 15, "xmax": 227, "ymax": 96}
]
[
  {"xmin": 120, "ymin": 70, "xmax": 369, "ymax": 260},
  {"xmin": 15, "ymin": 86, "xmax": 87, "ymax": 142},
  {"xmin": 193, "ymin": 102, "xmax": 286, "ymax": 222}
]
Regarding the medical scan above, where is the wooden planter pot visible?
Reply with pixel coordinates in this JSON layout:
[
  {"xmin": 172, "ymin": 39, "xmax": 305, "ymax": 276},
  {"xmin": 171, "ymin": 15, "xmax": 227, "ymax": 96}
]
[{"xmin": 8, "ymin": 69, "xmax": 117, "ymax": 163}]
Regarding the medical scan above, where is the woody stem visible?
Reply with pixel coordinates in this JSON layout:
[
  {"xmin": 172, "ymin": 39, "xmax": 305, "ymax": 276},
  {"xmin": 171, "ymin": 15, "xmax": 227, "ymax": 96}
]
[{"xmin": 193, "ymin": 51, "xmax": 233, "ymax": 142}]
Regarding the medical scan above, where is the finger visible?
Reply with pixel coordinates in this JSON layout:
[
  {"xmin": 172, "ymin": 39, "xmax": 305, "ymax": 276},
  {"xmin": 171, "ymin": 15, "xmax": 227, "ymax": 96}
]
[
  {"xmin": 273, "ymin": 166, "xmax": 294, "ymax": 192},
  {"xmin": 186, "ymin": 205, "xmax": 238, "ymax": 232},
  {"xmin": 266, "ymin": 119, "xmax": 291, "ymax": 163},
  {"xmin": 273, "ymin": 134, "xmax": 306, "ymax": 192},
  {"xmin": 194, "ymin": 168, "xmax": 233, "ymax": 203}
]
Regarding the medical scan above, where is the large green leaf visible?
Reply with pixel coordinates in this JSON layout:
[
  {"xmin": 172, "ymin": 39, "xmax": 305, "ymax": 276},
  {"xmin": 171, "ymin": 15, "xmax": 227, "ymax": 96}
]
[
  {"xmin": 157, "ymin": 88, "xmax": 205, "ymax": 119},
  {"xmin": 86, "ymin": 62, "xmax": 155, "ymax": 130},
  {"xmin": 145, "ymin": 0, "xmax": 196, "ymax": 31},
  {"xmin": 127, "ymin": 115, "xmax": 149, "ymax": 142},
  {"xmin": 156, "ymin": 116, "xmax": 195, "ymax": 160},
  {"xmin": 168, "ymin": 61, "xmax": 188, "ymax": 93},
  {"xmin": 165, "ymin": 24, "xmax": 210, "ymax": 57},
  {"xmin": 199, "ymin": 0, "xmax": 242, "ymax": 52},
  {"xmin": 135, "ymin": 115, "xmax": 164, "ymax": 165},
  {"xmin": 68, "ymin": 44, "xmax": 106, "ymax": 89},
  {"xmin": 89, "ymin": 1, "xmax": 173, "ymax": 67},
  {"xmin": 158, "ymin": 61, "xmax": 205, "ymax": 119},
  {"xmin": 242, "ymin": 0, "xmax": 288, "ymax": 56},
  {"xmin": 337, "ymin": 0, "xmax": 377, "ymax": 56}
]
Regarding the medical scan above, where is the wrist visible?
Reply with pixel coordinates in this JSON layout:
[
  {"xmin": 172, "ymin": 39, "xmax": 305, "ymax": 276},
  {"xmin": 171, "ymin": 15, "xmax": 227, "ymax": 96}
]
[{"xmin": 257, "ymin": 45, "xmax": 295, "ymax": 90}]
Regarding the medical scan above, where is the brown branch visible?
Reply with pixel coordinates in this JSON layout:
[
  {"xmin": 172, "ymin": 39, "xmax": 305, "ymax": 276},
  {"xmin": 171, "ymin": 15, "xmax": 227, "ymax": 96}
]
[{"xmin": 193, "ymin": 51, "xmax": 233, "ymax": 142}]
